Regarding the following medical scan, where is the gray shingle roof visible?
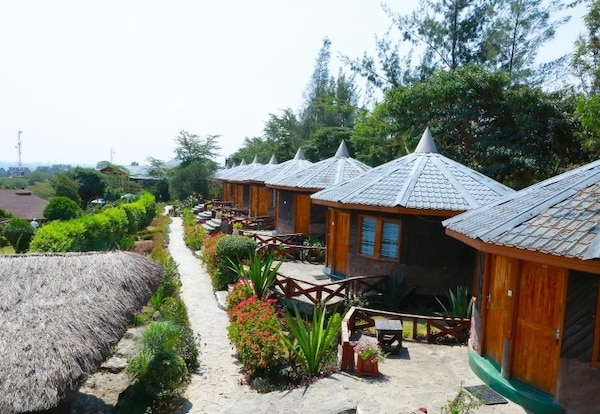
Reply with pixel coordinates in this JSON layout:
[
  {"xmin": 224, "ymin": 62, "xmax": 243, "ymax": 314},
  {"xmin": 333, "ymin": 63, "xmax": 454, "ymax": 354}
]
[
  {"xmin": 443, "ymin": 159, "xmax": 600, "ymax": 260},
  {"xmin": 266, "ymin": 141, "xmax": 371, "ymax": 190},
  {"xmin": 311, "ymin": 129, "xmax": 514, "ymax": 211},
  {"xmin": 251, "ymin": 148, "xmax": 312, "ymax": 183},
  {"xmin": 222, "ymin": 157, "xmax": 264, "ymax": 182}
]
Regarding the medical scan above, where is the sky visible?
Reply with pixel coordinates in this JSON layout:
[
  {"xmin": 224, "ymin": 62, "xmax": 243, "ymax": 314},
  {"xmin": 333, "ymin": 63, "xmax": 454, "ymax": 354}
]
[{"xmin": 0, "ymin": 1, "xmax": 587, "ymax": 168}]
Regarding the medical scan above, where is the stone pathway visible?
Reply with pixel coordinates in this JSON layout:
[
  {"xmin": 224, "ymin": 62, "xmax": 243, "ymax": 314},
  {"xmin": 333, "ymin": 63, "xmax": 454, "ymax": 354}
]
[{"xmin": 168, "ymin": 217, "xmax": 529, "ymax": 414}]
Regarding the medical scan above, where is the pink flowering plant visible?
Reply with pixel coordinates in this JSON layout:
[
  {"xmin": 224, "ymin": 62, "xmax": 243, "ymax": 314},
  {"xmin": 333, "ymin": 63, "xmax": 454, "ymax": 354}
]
[{"xmin": 355, "ymin": 341, "xmax": 387, "ymax": 363}]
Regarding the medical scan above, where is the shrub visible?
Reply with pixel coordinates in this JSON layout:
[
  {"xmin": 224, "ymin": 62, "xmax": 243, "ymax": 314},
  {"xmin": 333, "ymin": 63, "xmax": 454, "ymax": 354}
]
[
  {"xmin": 43, "ymin": 196, "xmax": 82, "ymax": 221},
  {"xmin": 436, "ymin": 286, "xmax": 473, "ymax": 319},
  {"xmin": 29, "ymin": 220, "xmax": 87, "ymax": 252},
  {"xmin": 214, "ymin": 235, "xmax": 257, "ymax": 289},
  {"xmin": 225, "ymin": 280, "xmax": 254, "ymax": 312},
  {"xmin": 160, "ymin": 296, "xmax": 190, "ymax": 328},
  {"xmin": 2, "ymin": 218, "xmax": 35, "ymax": 253},
  {"xmin": 229, "ymin": 252, "xmax": 281, "ymax": 299},
  {"xmin": 124, "ymin": 321, "xmax": 199, "ymax": 413},
  {"xmin": 227, "ymin": 296, "xmax": 284, "ymax": 376},
  {"xmin": 184, "ymin": 223, "xmax": 206, "ymax": 252},
  {"xmin": 281, "ymin": 305, "xmax": 341, "ymax": 377}
]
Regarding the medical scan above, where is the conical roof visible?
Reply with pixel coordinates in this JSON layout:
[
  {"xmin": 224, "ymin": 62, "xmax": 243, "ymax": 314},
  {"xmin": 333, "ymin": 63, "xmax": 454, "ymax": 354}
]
[
  {"xmin": 251, "ymin": 148, "xmax": 313, "ymax": 184},
  {"xmin": 215, "ymin": 159, "xmax": 247, "ymax": 180},
  {"xmin": 226, "ymin": 156, "xmax": 264, "ymax": 182},
  {"xmin": 444, "ymin": 158, "xmax": 600, "ymax": 260},
  {"xmin": 311, "ymin": 129, "xmax": 514, "ymax": 212},
  {"xmin": 266, "ymin": 141, "xmax": 371, "ymax": 190}
]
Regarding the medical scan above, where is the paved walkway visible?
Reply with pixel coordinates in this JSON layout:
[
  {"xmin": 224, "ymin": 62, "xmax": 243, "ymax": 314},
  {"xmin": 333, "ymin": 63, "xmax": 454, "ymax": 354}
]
[{"xmin": 168, "ymin": 217, "xmax": 530, "ymax": 414}]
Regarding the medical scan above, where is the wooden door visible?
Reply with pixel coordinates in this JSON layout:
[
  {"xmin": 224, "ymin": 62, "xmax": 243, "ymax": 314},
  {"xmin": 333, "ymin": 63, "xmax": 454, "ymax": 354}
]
[
  {"xmin": 294, "ymin": 194, "xmax": 311, "ymax": 234},
  {"xmin": 326, "ymin": 210, "xmax": 349, "ymax": 276},
  {"xmin": 484, "ymin": 255, "xmax": 519, "ymax": 366},
  {"xmin": 234, "ymin": 185, "xmax": 244, "ymax": 208},
  {"xmin": 256, "ymin": 187, "xmax": 271, "ymax": 216},
  {"xmin": 511, "ymin": 262, "xmax": 566, "ymax": 394},
  {"xmin": 250, "ymin": 186, "xmax": 259, "ymax": 216}
]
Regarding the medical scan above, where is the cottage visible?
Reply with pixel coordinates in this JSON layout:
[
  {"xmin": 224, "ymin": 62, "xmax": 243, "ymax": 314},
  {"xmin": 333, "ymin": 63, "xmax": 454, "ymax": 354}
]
[
  {"xmin": 0, "ymin": 188, "xmax": 48, "ymax": 221},
  {"xmin": 311, "ymin": 128, "xmax": 514, "ymax": 297},
  {"xmin": 0, "ymin": 251, "xmax": 163, "ymax": 413},
  {"xmin": 443, "ymin": 159, "xmax": 600, "ymax": 413},
  {"xmin": 266, "ymin": 141, "xmax": 370, "ymax": 235},
  {"xmin": 244, "ymin": 148, "xmax": 313, "ymax": 221}
]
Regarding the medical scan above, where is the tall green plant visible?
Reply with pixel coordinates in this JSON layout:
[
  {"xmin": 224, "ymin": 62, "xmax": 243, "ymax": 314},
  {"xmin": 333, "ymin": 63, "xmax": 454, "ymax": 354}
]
[
  {"xmin": 229, "ymin": 252, "xmax": 281, "ymax": 299},
  {"xmin": 436, "ymin": 286, "xmax": 473, "ymax": 319},
  {"xmin": 281, "ymin": 305, "xmax": 341, "ymax": 376}
]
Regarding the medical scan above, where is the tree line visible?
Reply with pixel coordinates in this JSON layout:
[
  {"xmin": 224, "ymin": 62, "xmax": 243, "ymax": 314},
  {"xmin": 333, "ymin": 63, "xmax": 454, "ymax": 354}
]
[{"xmin": 221, "ymin": 0, "xmax": 600, "ymax": 190}]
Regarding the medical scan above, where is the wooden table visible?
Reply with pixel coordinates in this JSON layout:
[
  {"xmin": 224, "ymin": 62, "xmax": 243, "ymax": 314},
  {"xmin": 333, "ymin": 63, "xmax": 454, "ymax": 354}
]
[{"xmin": 375, "ymin": 319, "xmax": 403, "ymax": 354}]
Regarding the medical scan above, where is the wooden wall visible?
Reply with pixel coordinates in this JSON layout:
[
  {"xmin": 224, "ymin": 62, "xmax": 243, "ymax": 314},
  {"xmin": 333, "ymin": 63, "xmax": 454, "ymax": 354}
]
[{"xmin": 344, "ymin": 211, "xmax": 474, "ymax": 296}]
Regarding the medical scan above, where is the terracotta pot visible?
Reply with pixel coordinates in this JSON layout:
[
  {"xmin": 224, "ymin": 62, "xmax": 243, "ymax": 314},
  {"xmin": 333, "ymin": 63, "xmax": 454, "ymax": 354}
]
[{"xmin": 356, "ymin": 356, "xmax": 379, "ymax": 377}]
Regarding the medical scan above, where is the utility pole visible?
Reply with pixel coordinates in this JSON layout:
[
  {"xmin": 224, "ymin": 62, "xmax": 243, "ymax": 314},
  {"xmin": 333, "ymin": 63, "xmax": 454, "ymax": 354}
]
[{"xmin": 16, "ymin": 131, "xmax": 23, "ymax": 169}]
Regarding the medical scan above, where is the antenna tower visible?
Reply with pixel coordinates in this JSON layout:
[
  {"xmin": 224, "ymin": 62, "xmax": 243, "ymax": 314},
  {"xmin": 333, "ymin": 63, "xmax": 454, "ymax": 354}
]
[
  {"xmin": 16, "ymin": 131, "xmax": 23, "ymax": 169},
  {"xmin": 110, "ymin": 148, "xmax": 115, "ymax": 163}
]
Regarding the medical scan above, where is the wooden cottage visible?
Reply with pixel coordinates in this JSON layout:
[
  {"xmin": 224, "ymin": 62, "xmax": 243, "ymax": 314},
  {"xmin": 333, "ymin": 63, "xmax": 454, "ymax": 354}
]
[
  {"xmin": 215, "ymin": 160, "xmax": 244, "ymax": 204},
  {"xmin": 443, "ymin": 159, "xmax": 600, "ymax": 414},
  {"xmin": 221, "ymin": 158, "xmax": 265, "ymax": 208},
  {"xmin": 311, "ymin": 128, "xmax": 514, "ymax": 296},
  {"xmin": 248, "ymin": 148, "xmax": 312, "ymax": 220},
  {"xmin": 266, "ymin": 141, "xmax": 371, "ymax": 236},
  {"xmin": 0, "ymin": 251, "xmax": 163, "ymax": 413}
]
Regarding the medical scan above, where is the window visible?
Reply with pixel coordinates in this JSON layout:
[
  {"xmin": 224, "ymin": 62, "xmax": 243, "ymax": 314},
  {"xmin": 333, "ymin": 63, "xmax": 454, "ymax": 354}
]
[{"xmin": 359, "ymin": 216, "xmax": 401, "ymax": 260}]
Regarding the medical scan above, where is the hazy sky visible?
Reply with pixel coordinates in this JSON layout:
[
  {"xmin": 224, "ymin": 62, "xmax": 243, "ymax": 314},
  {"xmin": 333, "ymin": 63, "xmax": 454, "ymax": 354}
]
[{"xmin": 0, "ymin": 1, "xmax": 586, "ymax": 167}]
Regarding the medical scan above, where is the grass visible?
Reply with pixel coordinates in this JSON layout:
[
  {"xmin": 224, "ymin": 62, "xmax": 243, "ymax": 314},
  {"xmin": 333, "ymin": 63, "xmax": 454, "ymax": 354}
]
[
  {"xmin": 361, "ymin": 316, "xmax": 431, "ymax": 340},
  {"xmin": 0, "ymin": 245, "xmax": 15, "ymax": 254}
]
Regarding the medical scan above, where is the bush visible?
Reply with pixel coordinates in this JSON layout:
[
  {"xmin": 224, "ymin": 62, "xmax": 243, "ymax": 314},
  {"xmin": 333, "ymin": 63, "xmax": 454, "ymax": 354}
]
[
  {"xmin": 227, "ymin": 296, "xmax": 284, "ymax": 377},
  {"xmin": 200, "ymin": 232, "xmax": 226, "ymax": 289},
  {"xmin": 29, "ymin": 220, "xmax": 86, "ymax": 252},
  {"xmin": 225, "ymin": 280, "xmax": 254, "ymax": 312},
  {"xmin": 281, "ymin": 305, "xmax": 341, "ymax": 377},
  {"xmin": 124, "ymin": 321, "xmax": 198, "ymax": 413},
  {"xmin": 184, "ymin": 223, "xmax": 206, "ymax": 251},
  {"xmin": 43, "ymin": 196, "xmax": 82, "ymax": 221},
  {"xmin": 214, "ymin": 235, "xmax": 257, "ymax": 290},
  {"xmin": 2, "ymin": 218, "xmax": 35, "ymax": 253}
]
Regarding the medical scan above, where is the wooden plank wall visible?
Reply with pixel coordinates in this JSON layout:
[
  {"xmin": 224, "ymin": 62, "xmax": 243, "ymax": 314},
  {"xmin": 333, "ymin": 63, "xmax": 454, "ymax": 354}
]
[{"xmin": 562, "ymin": 271, "xmax": 598, "ymax": 361}]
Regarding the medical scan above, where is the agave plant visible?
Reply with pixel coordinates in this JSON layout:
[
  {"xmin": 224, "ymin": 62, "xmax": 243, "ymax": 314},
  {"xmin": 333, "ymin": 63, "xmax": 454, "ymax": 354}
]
[
  {"xmin": 436, "ymin": 285, "xmax": 473, "ymax": 319},
  {"xmin": 228, "ymin": 251, "xmax": 281, "ymax": 299},
  {"xmin": 281, "ymin": 304, "xmax": 341, "ymax": 376}
]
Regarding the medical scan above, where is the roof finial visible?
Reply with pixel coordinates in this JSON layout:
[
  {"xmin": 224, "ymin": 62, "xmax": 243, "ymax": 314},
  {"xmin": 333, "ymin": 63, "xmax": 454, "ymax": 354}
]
[
  {"xmin": 268, "ymin": 154, "xmax": 278, "ymax": 165},
  {"xmin": 414, "ymin": 127, "xmax": 438, "ymax": 154},
  {"xmin": 334, "ymin": 140, "xmax": 350, "ymax": 158},
  {"xmin": 294, "ymin": 147, "xmax": 306, "ymax": 160}
]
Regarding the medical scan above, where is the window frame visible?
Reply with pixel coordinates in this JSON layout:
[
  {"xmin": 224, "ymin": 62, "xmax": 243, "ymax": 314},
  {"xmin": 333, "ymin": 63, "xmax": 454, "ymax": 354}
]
[{"xmin": 358, "ymin": 215, "xmax": 401, "ymax": 261}]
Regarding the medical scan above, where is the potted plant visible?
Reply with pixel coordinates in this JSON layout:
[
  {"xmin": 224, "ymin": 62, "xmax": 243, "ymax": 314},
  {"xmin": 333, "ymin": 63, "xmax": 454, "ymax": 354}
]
[
  {"xmin": 232, "ymin": 222, "xmax": 243, "ymax": 235},
  {"xmin": 354, "ymin": 341, "xmax": 386, "ymax": 376}
]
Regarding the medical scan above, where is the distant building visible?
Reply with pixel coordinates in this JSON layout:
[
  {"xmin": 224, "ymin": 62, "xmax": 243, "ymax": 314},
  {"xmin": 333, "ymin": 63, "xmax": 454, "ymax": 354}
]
[{"xmin": 8, "ymin": 167, "xmax": 31, "ymax": 177}]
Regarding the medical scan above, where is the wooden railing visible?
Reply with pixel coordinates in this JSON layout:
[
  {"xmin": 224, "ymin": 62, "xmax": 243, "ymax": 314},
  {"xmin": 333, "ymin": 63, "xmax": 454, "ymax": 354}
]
[
  {"xmin": 339, "ymin": 306, "xmax": 471, "ymax": 372},
  {"xmin": 244, "ymin": 232, "xmax": 326, "ymax": 263},
  {"xmin": 273, "ymin": 274, "xmax": 385, "ymax": 305}
]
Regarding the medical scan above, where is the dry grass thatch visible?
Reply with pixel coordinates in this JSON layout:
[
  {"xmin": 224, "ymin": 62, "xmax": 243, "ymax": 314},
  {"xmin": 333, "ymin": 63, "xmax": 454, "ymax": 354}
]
[{"xmin": 0, "ymin": 251, "xmax": 164, "ymax": 414}]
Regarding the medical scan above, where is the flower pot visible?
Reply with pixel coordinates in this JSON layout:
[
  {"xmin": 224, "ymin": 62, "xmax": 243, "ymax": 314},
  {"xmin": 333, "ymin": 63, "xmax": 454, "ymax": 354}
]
[{"xmin": 356, "ymin": 356, "xmax": 379, "ymax": 377}]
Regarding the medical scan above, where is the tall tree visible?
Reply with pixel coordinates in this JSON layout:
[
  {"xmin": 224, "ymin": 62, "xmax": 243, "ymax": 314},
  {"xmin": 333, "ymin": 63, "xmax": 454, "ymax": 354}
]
[
  {"xmin": 263, "ymin": 109, "xmax": 302, "ymax": 160},
  {"xmin": 572, "ymin": 0, "xmax": 600, "ymax": 93},
  {"xmin": 169, "ymin": 130, "xmax": 220, "ymax": 200},
  {"xmin": 66, "ymin": 167, "xmax": 106, "ymax": 207},
  {"xmin": 345, "ymin": 0, "xmax": 572, "ymax": 90},
  {"xmin": 174, "ymin": 130, "xmax": 221, "ymax": 166},
  {"xmin": 352, "ymin": 65, "xmax": 586, "ymax": 189}
]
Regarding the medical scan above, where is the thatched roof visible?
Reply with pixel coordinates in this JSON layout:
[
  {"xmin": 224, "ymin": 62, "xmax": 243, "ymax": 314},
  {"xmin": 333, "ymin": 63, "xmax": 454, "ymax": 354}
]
[{"xmin": 0, "ymin": 251, "xmax": 164, "ymax": 414}]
